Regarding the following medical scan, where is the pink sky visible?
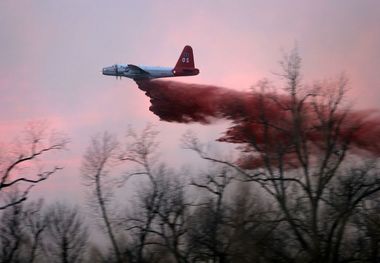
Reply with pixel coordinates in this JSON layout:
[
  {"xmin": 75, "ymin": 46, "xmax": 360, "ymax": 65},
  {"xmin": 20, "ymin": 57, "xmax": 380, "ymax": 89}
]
[{"xmin": 1, "ymin": 1, "xmax": 380, "ymax": 203}]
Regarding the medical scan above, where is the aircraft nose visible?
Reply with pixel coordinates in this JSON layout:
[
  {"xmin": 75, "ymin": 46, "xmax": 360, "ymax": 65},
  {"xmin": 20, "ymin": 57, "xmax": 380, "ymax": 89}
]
[{"xmin": 102, "ymin": 66, "xmax": 112, "ymax": 75}]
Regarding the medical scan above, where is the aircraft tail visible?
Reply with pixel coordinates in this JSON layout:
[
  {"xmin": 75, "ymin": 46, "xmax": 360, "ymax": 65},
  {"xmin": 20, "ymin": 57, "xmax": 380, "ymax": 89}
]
[{"xmin": 173, "ymin": 45, "xmax": 199, "ymax": 76}]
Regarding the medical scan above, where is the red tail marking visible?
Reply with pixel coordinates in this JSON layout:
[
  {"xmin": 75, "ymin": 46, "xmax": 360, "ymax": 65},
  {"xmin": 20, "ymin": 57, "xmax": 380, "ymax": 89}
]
[
  {"xmin": 173, "ymin": 45, "xmax": 199, "ymax": 76},
  {"xmin": 175, "ymin": 46, "xmax": 195, "ymax": 69}
]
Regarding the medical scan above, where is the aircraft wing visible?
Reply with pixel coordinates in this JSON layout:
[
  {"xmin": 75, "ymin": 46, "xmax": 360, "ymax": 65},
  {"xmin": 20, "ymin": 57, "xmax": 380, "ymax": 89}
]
[{"xmin": 128, "ymin": 64, "xmax": 149, "ymax": 75}]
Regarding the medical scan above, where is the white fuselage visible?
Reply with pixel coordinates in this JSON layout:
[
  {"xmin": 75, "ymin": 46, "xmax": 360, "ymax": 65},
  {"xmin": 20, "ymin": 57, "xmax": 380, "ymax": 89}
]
[
  {"xmin": 136, "ymin": 66, "xmax": 174, "ymax": 78},
  {"xmin": 102, "ymin": 64, "xmax": 174, "ymax": 80}
]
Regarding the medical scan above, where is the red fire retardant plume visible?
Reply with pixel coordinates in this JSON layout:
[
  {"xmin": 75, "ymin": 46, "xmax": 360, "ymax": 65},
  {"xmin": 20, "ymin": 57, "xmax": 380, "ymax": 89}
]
[{"xmin": 137, "ymin": 80, "xmax": 380, "ymax": 169}]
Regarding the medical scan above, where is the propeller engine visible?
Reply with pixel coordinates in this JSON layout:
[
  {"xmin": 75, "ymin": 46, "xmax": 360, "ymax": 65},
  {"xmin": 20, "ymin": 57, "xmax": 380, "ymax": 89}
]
[{"xmin": 114, "ymin": 64, "xmax": 120, "ymax": 79}]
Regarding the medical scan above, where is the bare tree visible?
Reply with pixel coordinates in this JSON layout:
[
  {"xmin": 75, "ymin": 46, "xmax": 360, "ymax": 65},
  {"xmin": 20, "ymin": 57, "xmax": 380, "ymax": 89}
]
[
  {"xmin": 0, "ymin": 194, "xmax": 49, "ymax": 263},
  {"xmin": 351, "ymin": 194, "xmax": 380, "ymax": 262},
  {"xmin": 322, "ymin": 161, "xmax": 380, "ymax": 262},
  {"xmin": 184, "ymin": 49, "xmax": 380, "ymax": 262},
  {"xmin": 119, "ymin": 125, "xmax": 165, "ymax": 263},
  {"xmin": 154, "ymin": 175, "xmax": 190, "ymax": 263},
  {"xmin": 44, "ymin": 202, "xmax": 89, "ymax": 263},
  {"xmin": 117, "ymin": 125, "xmax": 193, "ymax": 263},
  {"xmin": 223, "ymin": 182, "xmax": 286, "ymax": 263},
  {"xmin": 0, "ymin": 122, "xmax": 68, "ymax": 210},
  {"xmin": 81, "ymin": 132, "xmax": 122, "ymax": 263},
  {"xmin": 23, "ymin": 199, "xmax": 48, "ymax": 263},
  {"xmin": 187, "ymin": 165, "xmax": 234, "ymax": 263},
  {"xmin": 0, "ymin": 191, "xmax": 27, "ymax": 263},
  {"xmin": 125, "ymin": 168, "xmax": 191, "ymax": 263}
]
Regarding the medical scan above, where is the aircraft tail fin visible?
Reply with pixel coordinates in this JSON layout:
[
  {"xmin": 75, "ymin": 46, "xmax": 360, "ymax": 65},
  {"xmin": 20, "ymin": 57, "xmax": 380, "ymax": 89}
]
[{"xmin": 173, "ymin": 45, "xmax": 199, "ymax": 76}]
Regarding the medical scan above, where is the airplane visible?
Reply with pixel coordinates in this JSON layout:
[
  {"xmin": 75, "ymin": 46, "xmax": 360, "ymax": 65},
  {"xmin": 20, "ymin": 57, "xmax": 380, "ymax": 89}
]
[{"xmin": 102, "ymin": 45, "xmax": 199, "ymax": 80}]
